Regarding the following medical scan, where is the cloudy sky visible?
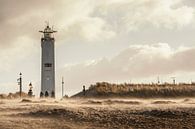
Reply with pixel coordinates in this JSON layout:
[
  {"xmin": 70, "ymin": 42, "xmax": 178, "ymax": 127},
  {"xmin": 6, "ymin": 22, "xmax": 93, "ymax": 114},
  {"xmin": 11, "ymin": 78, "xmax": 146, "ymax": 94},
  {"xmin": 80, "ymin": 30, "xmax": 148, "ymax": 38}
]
[{"xmin": 0, "ymin": 0, "xmax": 195, "ymax": 97}]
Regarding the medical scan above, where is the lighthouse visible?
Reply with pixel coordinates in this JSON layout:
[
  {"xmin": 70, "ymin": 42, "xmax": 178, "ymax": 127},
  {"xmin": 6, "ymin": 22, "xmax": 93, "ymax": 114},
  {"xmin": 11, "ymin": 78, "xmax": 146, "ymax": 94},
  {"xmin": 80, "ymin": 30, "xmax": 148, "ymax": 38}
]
[{"xmin": 39, "ymin": 25, "xmax": 57, "ymax": 98}]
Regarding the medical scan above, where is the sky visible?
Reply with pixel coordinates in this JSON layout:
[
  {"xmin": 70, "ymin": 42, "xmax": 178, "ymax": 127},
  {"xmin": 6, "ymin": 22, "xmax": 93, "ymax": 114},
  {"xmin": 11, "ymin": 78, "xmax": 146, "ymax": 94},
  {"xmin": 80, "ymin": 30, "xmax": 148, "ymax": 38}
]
[{"xmin": 0, "ymin": 0, "xmax": 195, "ymax": 97}]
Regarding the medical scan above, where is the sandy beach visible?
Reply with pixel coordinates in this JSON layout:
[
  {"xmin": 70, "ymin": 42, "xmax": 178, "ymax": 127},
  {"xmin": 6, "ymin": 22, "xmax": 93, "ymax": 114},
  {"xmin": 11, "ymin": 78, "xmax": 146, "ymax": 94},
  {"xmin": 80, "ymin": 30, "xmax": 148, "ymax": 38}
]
[{"xmin": 0, "ymin": 98, "xmax": 194, "ymax": 129}]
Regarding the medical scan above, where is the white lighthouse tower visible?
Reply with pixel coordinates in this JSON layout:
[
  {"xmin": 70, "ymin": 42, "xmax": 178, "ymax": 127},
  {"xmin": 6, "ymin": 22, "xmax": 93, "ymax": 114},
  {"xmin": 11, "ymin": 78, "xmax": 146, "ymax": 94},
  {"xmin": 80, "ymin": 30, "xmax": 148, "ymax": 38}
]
[{"xmin": 39, "ymin": 25, "xmax": 57, "ymax": 98}]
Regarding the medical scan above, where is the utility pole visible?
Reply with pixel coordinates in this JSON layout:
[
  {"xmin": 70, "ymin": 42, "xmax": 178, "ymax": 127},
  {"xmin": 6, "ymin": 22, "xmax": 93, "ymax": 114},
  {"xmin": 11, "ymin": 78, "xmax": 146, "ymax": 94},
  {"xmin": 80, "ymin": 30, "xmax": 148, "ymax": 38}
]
[
  {"xmin": 157, "ymin": 76, "xmax": 160, "ymax": 84},
  {"xmin": 62, "ymin": 77, "xmax": 64, "ymax": 98},
  {"xmin": 171, "ymin": 77, "xmax": 176, "ymax": 85},
  {"xmin": 17, "ymin": 73, "xmax": 22, "ymax": 97}
]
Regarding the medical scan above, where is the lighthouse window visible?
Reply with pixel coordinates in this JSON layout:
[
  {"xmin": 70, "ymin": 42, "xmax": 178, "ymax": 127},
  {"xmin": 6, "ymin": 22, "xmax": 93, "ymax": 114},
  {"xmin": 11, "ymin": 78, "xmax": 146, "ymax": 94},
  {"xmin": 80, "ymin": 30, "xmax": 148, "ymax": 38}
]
[{"xmin": 45, "ymin": 63, "xmax": 52, "ymax": 67}]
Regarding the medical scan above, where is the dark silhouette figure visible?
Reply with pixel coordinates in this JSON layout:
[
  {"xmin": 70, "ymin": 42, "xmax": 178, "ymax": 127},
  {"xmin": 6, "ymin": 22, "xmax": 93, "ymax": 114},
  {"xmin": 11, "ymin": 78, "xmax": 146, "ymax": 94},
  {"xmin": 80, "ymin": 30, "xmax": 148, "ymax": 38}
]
[
  {"xmin": 51, "ymin": 91, "xmax": 55, "ymax": 98},
  {"xmin": 40, "ymin": 92, "xmax": 44, "ymax": 98},
  {"xmin": 83, "ymin": 85, "xmax": 86, "ymax": 96},
  {"xmin": 45, "ymin": 91, "xmax": 49, "ymax": 97}
]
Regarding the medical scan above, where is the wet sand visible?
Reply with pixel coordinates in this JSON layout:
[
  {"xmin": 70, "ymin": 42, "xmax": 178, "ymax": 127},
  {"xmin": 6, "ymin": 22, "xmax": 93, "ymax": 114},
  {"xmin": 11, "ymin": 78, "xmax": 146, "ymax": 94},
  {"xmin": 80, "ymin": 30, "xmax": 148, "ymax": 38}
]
[{"xmin": 0, "ymin": 98, "xmax": 194, "ymax": 129}]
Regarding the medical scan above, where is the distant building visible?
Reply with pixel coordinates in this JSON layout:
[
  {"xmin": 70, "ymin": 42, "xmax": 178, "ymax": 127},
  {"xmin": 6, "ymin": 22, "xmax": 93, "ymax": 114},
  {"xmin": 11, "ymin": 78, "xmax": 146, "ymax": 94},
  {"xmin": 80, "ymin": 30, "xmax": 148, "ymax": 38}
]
[{"xmin": 39, "ymin": 25, "xmax": 57, "ymax": 98}]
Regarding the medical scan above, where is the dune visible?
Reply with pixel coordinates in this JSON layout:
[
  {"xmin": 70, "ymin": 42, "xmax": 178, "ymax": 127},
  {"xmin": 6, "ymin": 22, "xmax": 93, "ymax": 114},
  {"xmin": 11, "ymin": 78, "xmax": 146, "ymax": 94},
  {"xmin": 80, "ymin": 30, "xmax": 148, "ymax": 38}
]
[{"xmin": 72, "ymin": 82, "xmax": 195, "ymax": 99}]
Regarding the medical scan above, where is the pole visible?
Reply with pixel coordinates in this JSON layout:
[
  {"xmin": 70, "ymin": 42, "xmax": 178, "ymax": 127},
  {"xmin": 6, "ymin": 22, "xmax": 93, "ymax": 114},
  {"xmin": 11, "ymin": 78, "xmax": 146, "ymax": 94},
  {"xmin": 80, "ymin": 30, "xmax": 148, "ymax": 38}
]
[
  {"xmin": 19, "ymin": 73, "xmax": 22, "ymax": 97},
  {"xmin": 157, "ymin": 76, "xmax": 160, "ymax": 84},
  {"xmin": 62, "ymin": 77, "xmax": 64, "ymax": 98}
]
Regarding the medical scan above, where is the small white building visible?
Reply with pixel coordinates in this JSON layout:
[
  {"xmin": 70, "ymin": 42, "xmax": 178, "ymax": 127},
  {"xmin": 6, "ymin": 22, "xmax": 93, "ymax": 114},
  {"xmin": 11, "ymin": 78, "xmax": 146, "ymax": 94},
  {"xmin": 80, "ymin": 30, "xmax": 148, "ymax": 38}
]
[{"xmin": 39, "ymin": 25, "xmax": 57, "ymax": 98}]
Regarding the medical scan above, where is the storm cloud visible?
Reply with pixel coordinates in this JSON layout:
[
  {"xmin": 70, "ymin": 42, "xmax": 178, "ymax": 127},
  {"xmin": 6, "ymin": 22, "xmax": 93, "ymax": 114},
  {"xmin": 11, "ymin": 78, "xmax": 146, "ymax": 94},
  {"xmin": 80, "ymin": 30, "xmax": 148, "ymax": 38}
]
[
  {"xmin": 0, "ymin": 0, "xmax": 195, "ymax": 96},
  {"xmin": 0, "ymin": 0, "xmax": 194, "ymax": 47}
]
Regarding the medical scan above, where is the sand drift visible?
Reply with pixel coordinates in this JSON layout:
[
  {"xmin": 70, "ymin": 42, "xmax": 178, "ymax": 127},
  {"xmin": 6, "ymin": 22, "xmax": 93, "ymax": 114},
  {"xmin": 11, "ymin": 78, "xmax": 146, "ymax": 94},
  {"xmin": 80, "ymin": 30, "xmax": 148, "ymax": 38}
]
[{"xmin": 0, "ymin": 98, "xmax": 194, "ymax": 129}]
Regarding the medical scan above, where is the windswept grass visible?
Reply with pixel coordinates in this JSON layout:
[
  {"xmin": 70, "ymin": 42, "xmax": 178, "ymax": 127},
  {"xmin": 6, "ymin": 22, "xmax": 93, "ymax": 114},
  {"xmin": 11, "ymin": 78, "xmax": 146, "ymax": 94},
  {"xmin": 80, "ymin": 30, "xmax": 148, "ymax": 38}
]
[{"xmin": 74, "ymin": 82, "xmax": 195, "ymax": 98}]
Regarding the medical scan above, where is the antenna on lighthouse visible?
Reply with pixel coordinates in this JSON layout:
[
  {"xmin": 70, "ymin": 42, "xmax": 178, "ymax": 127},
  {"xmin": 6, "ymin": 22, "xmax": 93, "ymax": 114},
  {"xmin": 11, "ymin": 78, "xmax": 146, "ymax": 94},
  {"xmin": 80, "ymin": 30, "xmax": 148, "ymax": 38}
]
[{"xmin": 45, "ymin": 21, "xmax": 49, "ymax": 27}]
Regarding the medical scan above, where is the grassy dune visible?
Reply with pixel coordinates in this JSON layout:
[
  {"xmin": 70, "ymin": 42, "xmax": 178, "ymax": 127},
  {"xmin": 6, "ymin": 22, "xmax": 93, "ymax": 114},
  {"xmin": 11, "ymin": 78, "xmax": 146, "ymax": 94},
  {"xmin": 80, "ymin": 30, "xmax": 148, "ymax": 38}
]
[{"xmin": 73, "ymin": 82, "xmax": 195, "ymax": 98}]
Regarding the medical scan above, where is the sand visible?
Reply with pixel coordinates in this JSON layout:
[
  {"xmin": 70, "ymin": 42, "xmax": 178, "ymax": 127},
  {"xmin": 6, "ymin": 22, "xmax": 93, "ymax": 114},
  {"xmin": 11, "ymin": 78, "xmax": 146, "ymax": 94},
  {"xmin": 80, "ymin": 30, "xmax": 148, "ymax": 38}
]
[{"xmin": 0, "ymin": 98, "xmax": 194, "ymax": 129}]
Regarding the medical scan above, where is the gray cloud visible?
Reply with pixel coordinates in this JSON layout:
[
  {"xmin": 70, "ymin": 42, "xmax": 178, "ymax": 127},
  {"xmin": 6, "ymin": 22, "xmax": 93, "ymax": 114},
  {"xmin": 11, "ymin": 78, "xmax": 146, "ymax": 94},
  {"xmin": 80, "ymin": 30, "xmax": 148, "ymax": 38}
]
[
  {"xmin": 0, "ymin": 0, "xmax": 79, "ymax": 47},
  {"xmin": 0, "ymin": 0, "xmax": 195, "ymax": 95},
  {"xmin": 58, "ymin": 43, "xmax": 195, "ymax": 94},
  {"xmin": 0, "ymin": 0, "xmax": 194, "ymax": 47}
]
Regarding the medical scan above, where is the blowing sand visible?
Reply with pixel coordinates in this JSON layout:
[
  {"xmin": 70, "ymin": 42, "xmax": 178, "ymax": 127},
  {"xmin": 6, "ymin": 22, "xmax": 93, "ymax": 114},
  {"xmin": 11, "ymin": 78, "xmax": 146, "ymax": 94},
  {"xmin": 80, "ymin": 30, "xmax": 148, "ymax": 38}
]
[{"xmin": 0, "ymin": 98, "xmax": 194, "ymax": 129}]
